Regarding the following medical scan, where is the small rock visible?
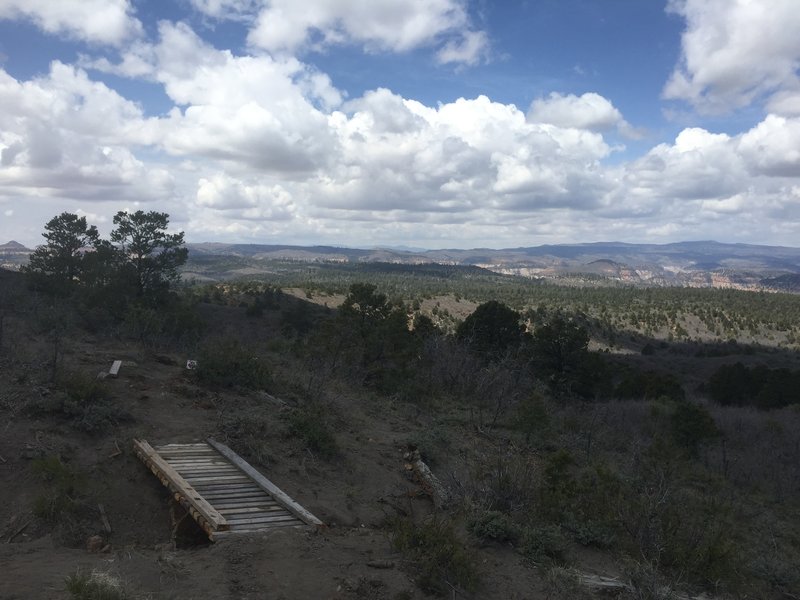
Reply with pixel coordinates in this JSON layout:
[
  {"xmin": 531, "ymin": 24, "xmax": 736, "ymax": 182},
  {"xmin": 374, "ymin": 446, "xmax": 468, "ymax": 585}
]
[{"xmin": 86, "ymin": 535, "xmax": 105, "ymax": 553}]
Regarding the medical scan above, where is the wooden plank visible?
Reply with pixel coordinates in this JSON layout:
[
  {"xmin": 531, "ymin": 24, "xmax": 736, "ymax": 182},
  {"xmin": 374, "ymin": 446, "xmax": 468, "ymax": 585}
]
[
  {"xmin": 186, "ymin": 473, "xmax": 250, "ymax": 480},
  {"xmin": 167, "ymin": 461, "xmax": 231, "ymax": 473},
  {"xmin": 163, "ymin": 454, "xmax": 226, "ymax": 460},
  {"xmin": 164, "ymin": 461, "xmax": 226, "ymax": 467},
  {"xmin": 168, "ymin": 463, "xmax": 230, "ymax": 468},
  {"xmin": 192, "ymin": 482, "xmax": 262, "ymax": 490},
  {"xmin": 214, "ymin": 500, "xmax": 280, "ymax": 508},
  {"xmin": 225, "ymin": 514, "xmax": 300, "ymax": 525},
  {"xmin": 170, "ymin": 466, "xmax": 232, "ymax": 472},
  {"xmin": 201, "ymin": 489, "xmax": 267, "ymax": 497},
  {"xmin": 206, "ymin": 495, "xmax": 268, "ymax": 502},
  {"xmin": 109, "ymin": 360, "xmax": 122, "ymax": 378},
  {"xmin": 179, "ymin": 471, "xmax": 242, "ymax": 478},
  {"xmin": 226, "ymin": 524, "xmax": 303, "ymax": 534},
  {"xmin": 133, "ymin": 439, "xmax": 228, "ymax": 533},
  {"xmin": 159, "ymin": 455, "xmax": 221, "ymax": 460},
  {"xmin": 168, "ymin": 465, "xmax": 232, "ymax": 471},
  {"xmin": 207, "ymin": 438, "xmax": 324, "ymax": 527},
  {"xmin": 159, "ymin": 449, "xmax": 218, "ymax": 454},
  {"xmin": 225, "ymin": 518, "xmax": 299, "ymax": 528},
  {"xmin": 206, "ymin": 492, "xmax": 277, "ymax": 500},
  {"xmin": 204, "ymin": 494, "xmax": 268, "ymax": 503},
  {"xmin": 188, "ymin": 481, "xmax": 252, "ymax": 488},
  {"xmin": 169, "ymin": 460, "xmax": 236, "ymax": 466},
  {"xmin": 218, "ymin": 506, "xmax": 286, "ymax": 515},
  {"xmin": 156, "ymin": 442, "xmax": 208, "ymax": 450},
  {"xmin": 157, "ymin": 448, "xmax": 212, "ymax": 452},
  {"xmin": 229, "ymin": 521, "xmax": 303, "ymax": 531},
  {"xmin": 169, "ymin": 466, "xmax": 233, "ymax": 472},
  {"xmin": 197, "ymin": 488, "xmax": 264, "ymax": 496},
  {"xmin": 158, "ymin": 446, "xmax": 216, "ymax": 451},
  {"xmin": 199, "ymin": 482, "xmax": 264, "ymax": 489},
  {"xmin": 211, "ymin": 522, "xmax": 304, "ymax": 539},
  {"xmin": 167, "ymin": 461, "xmax": 231, "ymax": 471},
  {"xmin": 195, "ymin": 489, "xmax": 263, "ymax": 497},
  {"xmin": 185, "ymin": 476, "xmax": 251, "ymax": 484},
  {"xmin": 98, "ymin": 503, "xmax": 112, "ymax": 533},
  {"xmin": 158, "ymin": 454, "xmax": 220, "ymax": 460},
  {"xmin": 216, "ymin": 505, "xmax": 282, "ymax": 513},
  {"xmin": 222, "ymin": 515, "xmax": 293, "ymax": 523},
  {"xmin": 175, "ymin": 467, "xmax": 242, "ymax": 475}
]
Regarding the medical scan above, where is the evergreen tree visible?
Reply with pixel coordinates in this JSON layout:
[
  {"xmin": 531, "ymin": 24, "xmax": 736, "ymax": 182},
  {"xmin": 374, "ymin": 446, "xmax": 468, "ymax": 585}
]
[
  {"xmin": 111, "ymin": 210, "xmax": 188, "ymax": 302},
  {"xmin": 23, "ymin": 212, "xmax": 99, "ymax": 292}
]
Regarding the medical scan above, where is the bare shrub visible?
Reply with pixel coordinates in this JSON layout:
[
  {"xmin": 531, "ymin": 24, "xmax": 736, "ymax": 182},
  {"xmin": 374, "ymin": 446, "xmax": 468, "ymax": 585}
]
[
  {"xmin": 65, "ymin": 570, "xmax": 128, "ymax": 600},
  {"xmin": 389, "ymin": 516, "xmax": 481, "ymax": 596}
]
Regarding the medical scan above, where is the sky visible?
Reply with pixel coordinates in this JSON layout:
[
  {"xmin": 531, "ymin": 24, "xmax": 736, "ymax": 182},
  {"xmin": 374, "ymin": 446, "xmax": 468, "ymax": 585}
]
[{"xmin": 1, "ymin": 0, "xmax": 800, "ymax": 250}]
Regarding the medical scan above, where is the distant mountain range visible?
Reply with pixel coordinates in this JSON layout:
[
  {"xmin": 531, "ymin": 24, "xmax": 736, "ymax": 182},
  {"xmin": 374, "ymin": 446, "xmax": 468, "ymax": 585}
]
[
  {"xmin": 0, "ymin": 241, "xmax": 32, "ymax": 270},
  {"xmin": 184, "ymin": 240, "xmax": 800, "ymax": 290},
  {"xmin": 5, "ymin": 239, "xmax": 800, "ymax": 291}
]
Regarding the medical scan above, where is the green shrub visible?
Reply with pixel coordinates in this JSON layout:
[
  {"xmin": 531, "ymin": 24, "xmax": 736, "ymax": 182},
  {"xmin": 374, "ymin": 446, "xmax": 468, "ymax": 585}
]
[
  {"xmin": 670, "ymin": 401, "xmax": 719, "ymax": 456},
  {"xmin": 195, "ymin": 339, "xmax": 272, "ymax": 390},
  {"xmin": 218, "ymin": 411, "xmax": 273, "ymax": 466},
  {"xmin": 515, "ymin": 391, "xmax": 550, "ymax": 444},
  {"xmin": 58, "ymin": 372, "xmax": 132, "ymax": 435},
  {"xmin": 519, "ymin": 523, "xmax": 570, "ymax": 565},
  {"xmin": 475, "ymin": 454, "xmax": 537, "ymax": 513},
  {"xmin": 25, "ymin": 372, "xmax": 131, "ymax": 435},
  {"xmin": 615, "ymin": 369, "xmax": 685, "ymax": 402},
  {"xmin": 60, "ymin": 371, "xmax": 108, "ymax": 405},
  {"xmin": 562, "ymin": 514, "xmax": 617, "ymax": 549},
  {"xmin": 123, "ymin": 301, "xmax": 204, "ymax": 349},
  {"xmin": 32, "ymin": 456, "xmax": 83, "ymax": 522},
  {"xmin": 390, "ymin": 517, "xmax": 481, "ymax": 596},
  {"xmin": 543, "ymin": 567, "xmax": 596, "ymax": 600},
  {"xmin": 617, "ymin": 441, "xmax": 740, "ymax": 588},
  {"xmin": 622, "ymin": 560, "xmax": 679, "ymax": 600},
  {"xmin": 746, "ymin": 545, "xmax": 800, "ymax": 594},
  {"xmin": 245, "ymin": 300, "xmax": 264, "ymax": 317},
  {"xmin": 65, "ymin": 570, "xmax": 128, "ymax": 600},
  {"xmin": 286, "ymin": 404, "xmax": 338, "ymax": 458},
  {"xmin": 468, "ymin": 510, "xmax": 519, "ymax": 543}
]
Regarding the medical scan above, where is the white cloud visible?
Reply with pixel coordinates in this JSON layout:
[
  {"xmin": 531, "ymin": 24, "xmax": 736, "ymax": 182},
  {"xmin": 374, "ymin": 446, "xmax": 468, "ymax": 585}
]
[
  {"xmin": 767, "ymin": 90, "xmax": 800, "ymax": 117},
  {"xmin": 528, "ymin": 92, "xmax": 622, "ymax": 131},
  {"xmin": 196, "ymin": 173, "xmax": 295, "ymax": 221},
  {"xmin": 738, "ymin": 114, "xmax": 800, "ymax": 177},
  {"xmin": 188, "ymin": 0, "xmax": 260, "ymax": 21},
  {"xmin": 0, "ymin": 0, "xmax": 142, "ymax": 46},
  {"xmin": 247, "ymin": 0, "xmax": 488, "ymax": 65},
  {"xmin": 436, "ymin": 30, "xmax": 489, "ymax": 66},
  {"xmin": 92, "ymin": 22, "xmax": 339, "ymax": 174},
  {"xmin": 314, "ymin": 92, "xmax": 613, "ymax": 215},
  {"xmin": 0, "ymin": 62, "xmax": 170, "ymax": 205},
  {"xmin": 6, "ymin": 16, "xmax": 800, "ymax": 248},
  {"xmin": 620, "ymin": 128, "xmax": 745, "ymax": 205},
  {"xmin": 527, "ymin": 92, "xmax": 640, "ymax": 139},
  {"xmin": 602, "ymin": 116, "xmax": 800, "ymax": 238},
  {"xmin": 75, "ymin": 208, "xmax": 109, "ymax": 224},
  {"xmin": 665, "ymin": 0, "xmax": 800, "ymax": 112}
]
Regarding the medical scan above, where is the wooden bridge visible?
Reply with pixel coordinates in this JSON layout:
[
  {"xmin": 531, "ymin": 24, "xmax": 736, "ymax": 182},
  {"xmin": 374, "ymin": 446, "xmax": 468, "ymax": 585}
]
[{"xmin": 134, "ymin": 438, "xmax": 323, "ymax": 541}]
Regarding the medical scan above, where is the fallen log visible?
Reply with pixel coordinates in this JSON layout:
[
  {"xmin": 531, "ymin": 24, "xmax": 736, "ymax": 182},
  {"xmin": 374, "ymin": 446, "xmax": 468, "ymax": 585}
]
[{"xmin": 403, "ymin": 446, "xmax": 450, "ymax": 509}]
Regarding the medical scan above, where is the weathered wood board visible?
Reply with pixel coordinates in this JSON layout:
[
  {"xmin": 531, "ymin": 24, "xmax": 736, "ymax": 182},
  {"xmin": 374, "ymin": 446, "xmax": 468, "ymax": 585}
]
[
  {"xmin": 134, "ymin": 439, "xmax": 323, "ymax": 541},
  {"xmin": 109, "ymin": 360, "xmax": 123, "ymax": 377}
]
